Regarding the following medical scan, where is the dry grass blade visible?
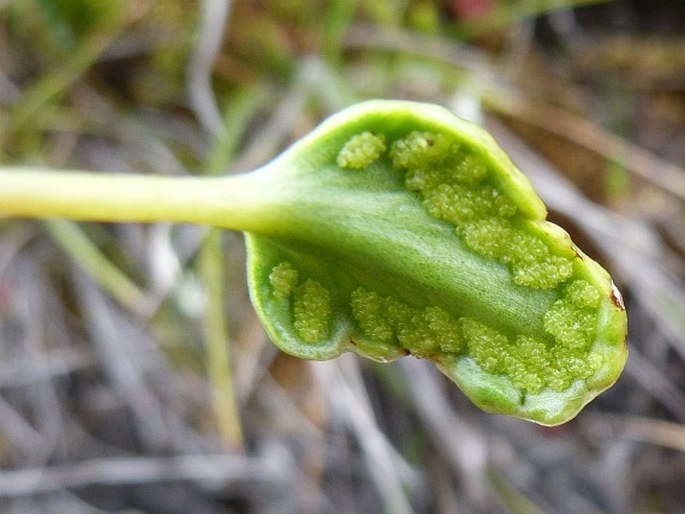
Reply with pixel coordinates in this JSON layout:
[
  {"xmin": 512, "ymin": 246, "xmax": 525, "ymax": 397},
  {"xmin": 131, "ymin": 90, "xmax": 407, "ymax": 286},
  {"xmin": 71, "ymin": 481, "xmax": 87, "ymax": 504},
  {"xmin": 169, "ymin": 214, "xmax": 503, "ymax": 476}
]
[
  {"xmin": 583, "ymin": 414, "xmax": 685, "ymax": 453},
  {"xmin": 625, "ymin": 346, "xmax": 685, "ymax": 422},
  {"xmin": 317, "ymin": 357, "xmax": 419, "ymax": 514},
  {"xmin": 187, "ymin": 0, "xmax": 231, "ymax": 137},
  {"xmin": 486, "ymin": 95, "xmax": 685, "ymax": 202},
  {"xmin": 0, "ymin": 454, "xmax": 287, "ymax": 497}
]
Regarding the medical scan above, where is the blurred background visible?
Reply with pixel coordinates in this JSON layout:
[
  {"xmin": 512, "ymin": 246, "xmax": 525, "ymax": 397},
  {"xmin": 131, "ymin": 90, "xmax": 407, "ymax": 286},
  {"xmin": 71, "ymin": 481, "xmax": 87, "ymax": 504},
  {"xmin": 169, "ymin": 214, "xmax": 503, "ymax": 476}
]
[{"xmin": 1, "ymin": 0, "xmax": 684, "ymax": 512}]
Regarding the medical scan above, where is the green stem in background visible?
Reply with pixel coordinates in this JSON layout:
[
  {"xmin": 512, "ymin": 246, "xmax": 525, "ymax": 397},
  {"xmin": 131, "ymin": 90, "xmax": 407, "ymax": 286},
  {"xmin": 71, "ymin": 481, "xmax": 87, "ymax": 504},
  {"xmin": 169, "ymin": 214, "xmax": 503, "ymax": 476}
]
[
  {"xmin": 43, "ymin": 218, "xmax": 147, "ymax": 312},
  {"xmin": 199, "ymin": 229, "xmax": 244, "ymax": 447},
  {"xmin": 0, "ymin": 100, "xmax": 627, "ymax": 425},
  {"xmin": 0, "ymin": 1, "xmax": 135, "ymax": 157},
  {"xmin": 450, "ymin": 0, "xmax": 611, "ymax": 41},
  {"xmin": 196, "ymin": 88, "xmax": 266, "ymax": 448},
  {"xmin": 321, "ymin": 0, "xmax": 361, "ymax": 64}
]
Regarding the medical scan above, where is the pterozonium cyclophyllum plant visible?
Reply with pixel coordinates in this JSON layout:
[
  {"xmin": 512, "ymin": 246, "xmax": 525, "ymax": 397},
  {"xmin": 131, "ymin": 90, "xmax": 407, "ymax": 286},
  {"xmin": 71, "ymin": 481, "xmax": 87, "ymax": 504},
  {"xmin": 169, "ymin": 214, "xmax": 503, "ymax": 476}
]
[{"xmin": 0, "ymin": 100, "xmax": 627, "ymax": 425}]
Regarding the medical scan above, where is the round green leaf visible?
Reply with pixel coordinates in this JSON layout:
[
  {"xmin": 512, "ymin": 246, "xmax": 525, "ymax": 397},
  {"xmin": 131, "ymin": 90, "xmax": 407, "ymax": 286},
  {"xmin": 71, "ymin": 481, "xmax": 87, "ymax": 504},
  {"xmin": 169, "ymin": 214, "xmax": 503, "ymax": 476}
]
[{"xmin": 245, "ymin": 100, "xmax": 628, "ymax": 426}]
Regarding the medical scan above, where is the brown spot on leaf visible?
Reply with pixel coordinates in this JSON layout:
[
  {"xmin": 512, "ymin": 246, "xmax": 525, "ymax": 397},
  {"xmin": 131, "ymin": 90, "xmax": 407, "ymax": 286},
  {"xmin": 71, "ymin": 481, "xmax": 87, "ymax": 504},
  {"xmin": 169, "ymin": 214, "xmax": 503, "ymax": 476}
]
[
  {"xmin": 571, "ymin": 244, "xmax": 584, "ymax": 260},
  {"xmin": 610, "ymin": 282, "xmax": 625, "ymax": 310}
]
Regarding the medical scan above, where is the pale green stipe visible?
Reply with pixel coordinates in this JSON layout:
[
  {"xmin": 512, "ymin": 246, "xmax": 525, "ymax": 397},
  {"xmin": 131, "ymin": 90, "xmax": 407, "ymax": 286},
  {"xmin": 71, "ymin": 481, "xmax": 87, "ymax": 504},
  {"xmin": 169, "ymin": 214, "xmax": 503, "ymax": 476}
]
[{"xmin": 0, "ymin": 100, "xmax": 627, "ymax": 425}]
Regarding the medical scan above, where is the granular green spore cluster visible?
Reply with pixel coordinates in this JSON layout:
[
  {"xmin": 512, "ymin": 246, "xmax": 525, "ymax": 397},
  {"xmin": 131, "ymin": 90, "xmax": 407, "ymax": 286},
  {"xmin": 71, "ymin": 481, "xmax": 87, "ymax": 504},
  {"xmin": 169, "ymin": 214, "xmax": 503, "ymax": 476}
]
[
  {"xmin": 336, "ymin": 131, "xmax": 386, "ymax": 169},
  {"xmin": 348, "ymin": 285, "xmax": 603, "ymax": 395},
  {"xmin": 269, "ymin": 262, "xmax": 332, "ymax": 343},
  {"xmin": 391, "ymin": 130, "xmax": 573, "ymax": 290},
  {"xmin": 269, "ymin": 262, "xmax": 299, "ymax": 299},
  {"xmin": 350, "ymin": 287, "xmax": 463, "ymax": 358},
  {"xmin": 330, "ymin": 128, "xmax": 609, "ymax": 395},
  {"xmin": 460, "ymin": 317, "xmax": 603, "ymax": 394}
]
